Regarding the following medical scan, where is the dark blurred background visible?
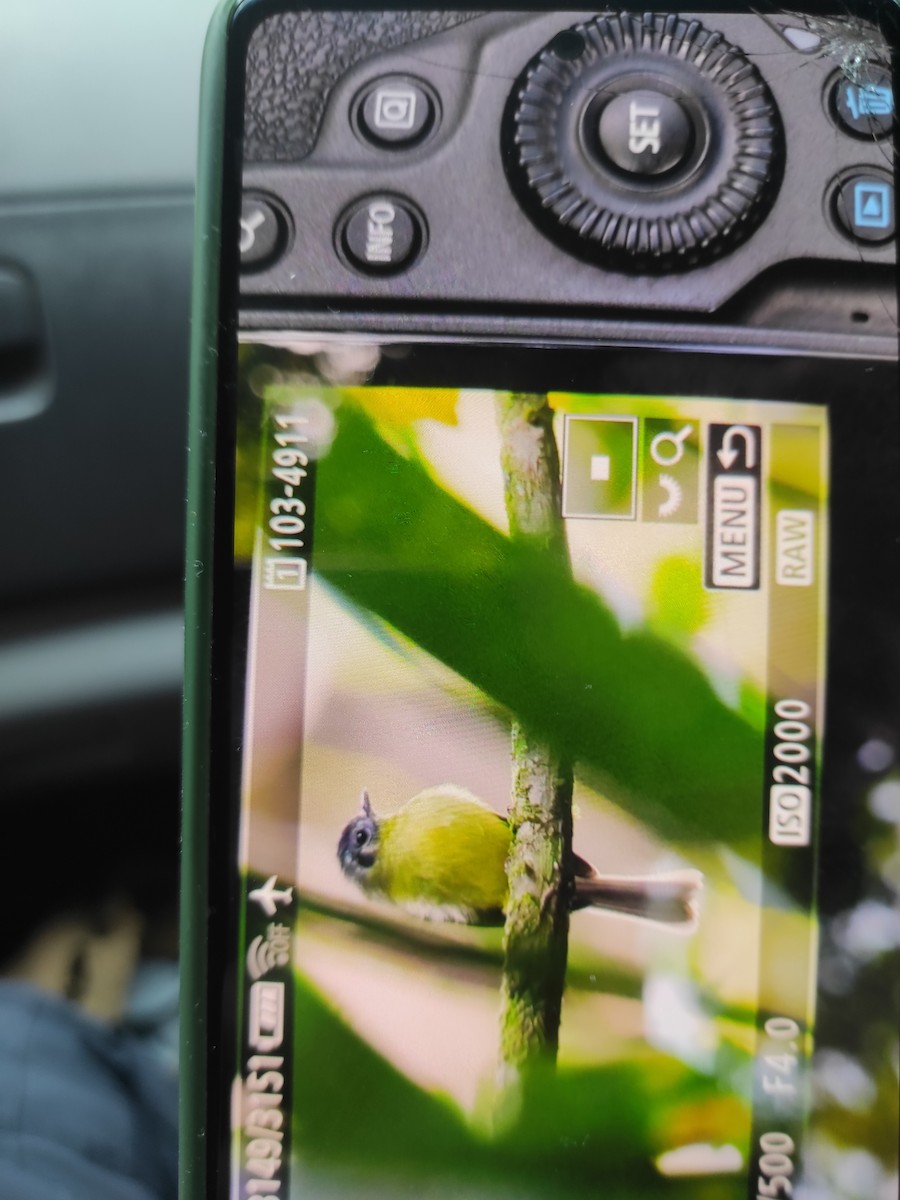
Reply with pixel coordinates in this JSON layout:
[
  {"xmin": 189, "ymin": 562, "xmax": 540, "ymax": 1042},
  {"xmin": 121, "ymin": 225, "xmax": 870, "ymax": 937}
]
[{"xmin": 0, "ymin": 0, "xmax": 218, "ymax": 1003}]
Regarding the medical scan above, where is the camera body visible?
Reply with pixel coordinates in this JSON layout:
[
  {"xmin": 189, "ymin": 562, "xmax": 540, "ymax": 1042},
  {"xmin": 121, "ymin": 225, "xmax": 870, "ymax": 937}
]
[{"xmin": 239, "ymin": 9, "xmax": 895, "ymax": 352}]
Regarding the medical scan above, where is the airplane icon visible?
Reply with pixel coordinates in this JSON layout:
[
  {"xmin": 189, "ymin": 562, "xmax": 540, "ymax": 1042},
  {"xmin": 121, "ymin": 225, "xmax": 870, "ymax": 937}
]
[{"xmin": 248, "ymin": 875, "xmax": 293, "ymax": 917}]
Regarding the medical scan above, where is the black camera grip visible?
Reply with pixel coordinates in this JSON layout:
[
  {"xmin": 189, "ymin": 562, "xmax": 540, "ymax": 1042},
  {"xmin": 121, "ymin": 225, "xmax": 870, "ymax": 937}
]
[{"xmin": 244, "ymin": 10, "xmax": 484, "ymax": 162}]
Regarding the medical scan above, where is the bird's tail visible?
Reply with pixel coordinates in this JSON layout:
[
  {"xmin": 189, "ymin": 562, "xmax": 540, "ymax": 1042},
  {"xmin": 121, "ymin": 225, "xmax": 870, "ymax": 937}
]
[{"xmin": 573, "ymin": 868, "xmax": 703, "ymax": 930}]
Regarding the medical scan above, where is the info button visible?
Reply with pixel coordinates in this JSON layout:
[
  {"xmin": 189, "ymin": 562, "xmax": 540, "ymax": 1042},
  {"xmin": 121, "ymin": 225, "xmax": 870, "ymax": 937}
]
[{"xmin": 337, "ymin": 195, "xmax": 426, "ymax": 275}]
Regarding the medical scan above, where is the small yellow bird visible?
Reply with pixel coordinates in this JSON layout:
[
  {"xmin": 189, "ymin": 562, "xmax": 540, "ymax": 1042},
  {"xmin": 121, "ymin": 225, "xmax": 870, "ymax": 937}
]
[{"xmin": 338, "ymin": 786, "xmax": 701, "ymax": 928}]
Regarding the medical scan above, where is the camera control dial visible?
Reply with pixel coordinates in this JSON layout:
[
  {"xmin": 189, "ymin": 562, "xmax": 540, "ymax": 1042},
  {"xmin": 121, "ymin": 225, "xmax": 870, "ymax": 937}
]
[{"xmin": 504, "ymin": 14, "xmax": 784, "ymax": 273}]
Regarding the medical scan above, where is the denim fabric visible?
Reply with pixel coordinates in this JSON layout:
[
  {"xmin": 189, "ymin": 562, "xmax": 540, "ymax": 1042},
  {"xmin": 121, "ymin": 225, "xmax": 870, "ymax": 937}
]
[{"xmin": 0, "ymin": 982, "xmax": 178, "ymax": 1200}]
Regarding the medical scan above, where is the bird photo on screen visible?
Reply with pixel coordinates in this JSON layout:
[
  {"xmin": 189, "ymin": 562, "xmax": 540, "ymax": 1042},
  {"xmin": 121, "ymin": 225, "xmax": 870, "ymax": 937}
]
[{"xmin": 338, "ymin": 787, "xmax": 701, "ymax": 929}]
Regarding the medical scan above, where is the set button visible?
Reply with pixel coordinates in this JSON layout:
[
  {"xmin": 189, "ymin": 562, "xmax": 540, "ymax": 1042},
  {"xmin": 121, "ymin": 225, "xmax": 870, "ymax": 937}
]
[
  {"xmin": 595, "ymin": 89, "xmax": 695, "ymax": 178},
  {"xmin": 505, "ymin": 13, "xmax": 783, "ymax": 273},
  {"xmin": 832, "ymin": 172, "xmax": 895, "ymax": 244},
  {"xmin": 336, "ymin": 194, "xmax": 426, "ymax": 274},
  {"xmin": 354, "ymin": 76, "xmax": 438, "ymax": 148}
]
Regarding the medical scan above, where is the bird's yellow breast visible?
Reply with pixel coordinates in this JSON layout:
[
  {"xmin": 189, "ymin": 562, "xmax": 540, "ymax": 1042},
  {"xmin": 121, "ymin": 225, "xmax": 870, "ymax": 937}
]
[{"xmin": 368, "ymin": 787, "xmax": 510, "ymax": 924}]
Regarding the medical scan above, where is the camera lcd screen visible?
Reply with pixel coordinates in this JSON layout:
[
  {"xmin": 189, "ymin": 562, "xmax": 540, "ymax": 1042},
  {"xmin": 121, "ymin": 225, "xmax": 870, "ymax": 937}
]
[{"xmin": 219, "ymin": 339, "xmax": 899, "ymax": 1200}]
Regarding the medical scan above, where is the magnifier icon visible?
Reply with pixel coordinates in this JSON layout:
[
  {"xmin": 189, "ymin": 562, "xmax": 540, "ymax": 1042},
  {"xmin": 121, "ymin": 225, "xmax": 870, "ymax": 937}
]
[{"xmin": 650, "ymin": 424, "xmax": 694, "ymax": 468}]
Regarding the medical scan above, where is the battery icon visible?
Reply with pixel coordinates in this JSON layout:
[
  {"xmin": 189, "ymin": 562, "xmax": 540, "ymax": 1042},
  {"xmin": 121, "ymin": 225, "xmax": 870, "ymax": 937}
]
[{"xmin": 248, "ymin": 981, "xmax": 285, "ymax": 1054}]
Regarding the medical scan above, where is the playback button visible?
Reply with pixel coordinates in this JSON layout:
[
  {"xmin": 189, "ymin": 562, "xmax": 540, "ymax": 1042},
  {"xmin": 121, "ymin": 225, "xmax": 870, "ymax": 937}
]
[
  {"xmin": 354, "ymin": 76, "xmax": 438, "ymax": 148},
  {"xmin": 337, "ymin": 195, "xmax": 426, "ymax": 274},
  {"xmin": 832, "ymin": 172, "xmax": 895, "ymax": 244}
]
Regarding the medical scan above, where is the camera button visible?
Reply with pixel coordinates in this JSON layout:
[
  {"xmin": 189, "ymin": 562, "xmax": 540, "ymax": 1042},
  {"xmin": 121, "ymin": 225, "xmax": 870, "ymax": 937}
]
[
  {"xmin": 337, "ymin": 195, "xmax": 426, "ymax": 274},
  {"xmin": 505, "ymin": 14, "xmax": 782, "ymax": 273},
  {"xmin": 239, "ymin": 194, "xmax": 287, "ymax": 270},
  {"xmin": 831, "ymin": 69, "xmax": 894, "ymax": 139},
  {"xmin": 832, "ymin": 173, "xmax": 895, "ymax": 244},
  {"xmin": 355, "ymin": 77, "xmax": 437, "ymax": 148},
  {"xmin": 595, "ymin": 90, "xmax": 694, "ymax": 178}
]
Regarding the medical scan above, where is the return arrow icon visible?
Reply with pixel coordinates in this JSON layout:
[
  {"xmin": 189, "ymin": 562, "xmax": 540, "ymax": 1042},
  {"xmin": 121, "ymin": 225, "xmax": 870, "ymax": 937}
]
[{"xmin": 717, "ymin": 425, "xmax": 757, "ymax": 471}]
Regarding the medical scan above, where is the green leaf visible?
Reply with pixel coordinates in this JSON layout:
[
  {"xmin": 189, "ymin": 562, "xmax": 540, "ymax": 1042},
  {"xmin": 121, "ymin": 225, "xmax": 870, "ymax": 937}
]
[
  {"xmin": 292, "ymin": 972, "xmax": 473, "ymax": 1172},
  {"xmin": 292, "ymin": 971, "xmax": 745, "ymax": 1199},
  {"xmin": 313, "ymin": 405, "xmax": 762, "ymax": 843},
  {"xmin": 647, "ymin": 555, "xmax": 710, "ymax": 642}
]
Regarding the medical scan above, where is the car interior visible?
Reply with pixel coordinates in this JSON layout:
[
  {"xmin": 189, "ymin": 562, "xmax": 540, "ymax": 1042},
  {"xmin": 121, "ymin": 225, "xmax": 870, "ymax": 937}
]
[{"xmin": 0, "ymin": 2, "xmax": 217, "ymax": 1183}]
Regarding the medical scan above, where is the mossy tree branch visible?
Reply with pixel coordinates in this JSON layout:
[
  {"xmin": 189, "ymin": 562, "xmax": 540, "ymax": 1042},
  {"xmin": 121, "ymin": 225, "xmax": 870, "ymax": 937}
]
[{"xmin": 496, "ymin": 393, "xmax": 574, "ymax": 1073}]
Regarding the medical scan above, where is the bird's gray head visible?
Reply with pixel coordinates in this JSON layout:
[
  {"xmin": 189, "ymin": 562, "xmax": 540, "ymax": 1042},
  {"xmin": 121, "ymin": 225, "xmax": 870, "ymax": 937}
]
[{"xmin": 337, "ymin": 789, "xmax": 380, "ymax": 881}]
